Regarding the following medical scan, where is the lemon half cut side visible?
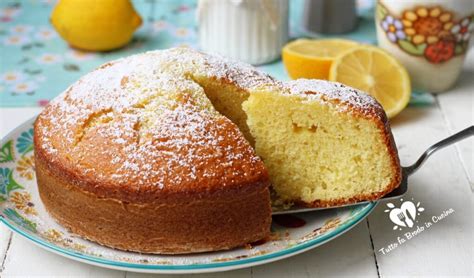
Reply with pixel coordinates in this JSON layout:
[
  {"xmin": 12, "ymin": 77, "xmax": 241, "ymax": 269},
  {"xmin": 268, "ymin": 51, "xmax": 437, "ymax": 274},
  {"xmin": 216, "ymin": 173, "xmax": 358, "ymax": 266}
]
[{"xmin": 329, "ymin": 46, "xmax": 411, "ymax": 118}]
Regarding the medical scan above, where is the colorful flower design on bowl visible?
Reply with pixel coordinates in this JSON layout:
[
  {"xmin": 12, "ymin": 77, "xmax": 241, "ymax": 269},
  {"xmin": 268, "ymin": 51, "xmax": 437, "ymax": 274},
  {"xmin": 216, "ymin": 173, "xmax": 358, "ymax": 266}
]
[
  {"xmin": 381, "ymin": 15, "xmax": 406, "ymax": 42},
  {"xmin": 424, "ymin": 40, "xmax": 456, "ymax": 64},
  {"xmin": 402, "ymin": 7, "xmax": 453, "ymax": 45},
  {"xmin": 451, "ymin": 18, "xmax": 474, "ymax": 42},
  {"xmin": 377, "ymin": 3, "xmax": 474, "ymax": 64}
]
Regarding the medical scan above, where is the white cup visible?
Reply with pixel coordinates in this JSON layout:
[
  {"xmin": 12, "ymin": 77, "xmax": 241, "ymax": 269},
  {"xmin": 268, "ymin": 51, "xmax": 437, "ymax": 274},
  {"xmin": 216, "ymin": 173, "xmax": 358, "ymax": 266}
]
[{"xmin": 376, "ymin": 0, "xmax": 474, "ymax": 93}]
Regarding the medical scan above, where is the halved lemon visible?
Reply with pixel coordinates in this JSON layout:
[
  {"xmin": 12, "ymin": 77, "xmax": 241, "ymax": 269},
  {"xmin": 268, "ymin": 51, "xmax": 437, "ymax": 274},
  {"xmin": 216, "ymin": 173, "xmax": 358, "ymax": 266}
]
[
  {"xmin": 282, "ymin": 39, "xmax": 359, "ymax": 80},
  {"xmin": 329, "ymin": 46, "xmax": 411, "ymax": 118}
]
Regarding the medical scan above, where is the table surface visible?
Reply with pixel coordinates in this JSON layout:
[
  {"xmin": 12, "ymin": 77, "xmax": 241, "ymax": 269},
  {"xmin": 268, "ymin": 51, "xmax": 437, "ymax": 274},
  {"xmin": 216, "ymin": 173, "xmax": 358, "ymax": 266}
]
[{"xmin": 0, "ymin": 44, "xmax": 473, "ymax": 278}]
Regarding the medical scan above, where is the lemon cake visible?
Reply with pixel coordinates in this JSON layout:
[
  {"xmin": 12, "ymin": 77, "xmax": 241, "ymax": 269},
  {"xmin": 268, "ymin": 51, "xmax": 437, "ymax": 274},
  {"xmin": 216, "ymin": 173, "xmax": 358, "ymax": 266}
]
[
  {"xmin": 34, "ymin": 47, "xmax": 402, "ymax": 255},
  {"xmin": 242, "ymin": 79, "xmax": 401, "ymax": 207},
  {"xmin": 34, "ymin": 48, "xmax": 274, "ymax": 254}
]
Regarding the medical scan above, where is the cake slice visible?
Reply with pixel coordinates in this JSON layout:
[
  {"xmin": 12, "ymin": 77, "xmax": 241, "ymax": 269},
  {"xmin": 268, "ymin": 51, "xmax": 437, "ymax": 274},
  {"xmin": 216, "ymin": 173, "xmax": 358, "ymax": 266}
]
[{"xmin": 242, "ymin": 79, "xmax": 401, "ymax": 207}]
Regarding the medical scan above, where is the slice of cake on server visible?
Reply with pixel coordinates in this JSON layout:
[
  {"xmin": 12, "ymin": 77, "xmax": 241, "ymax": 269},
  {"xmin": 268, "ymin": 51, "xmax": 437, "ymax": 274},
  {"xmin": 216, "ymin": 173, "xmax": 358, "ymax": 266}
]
[{"xmin": 243, "ymin": 79, "xmax": 401, "ymax": 207}]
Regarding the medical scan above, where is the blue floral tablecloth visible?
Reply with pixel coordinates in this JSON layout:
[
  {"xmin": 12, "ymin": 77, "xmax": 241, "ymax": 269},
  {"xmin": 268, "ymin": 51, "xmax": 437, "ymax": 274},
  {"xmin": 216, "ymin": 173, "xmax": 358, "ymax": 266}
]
[{"xmin": 0, "ymin": 0, "xmax": 433, "ymax": 107}]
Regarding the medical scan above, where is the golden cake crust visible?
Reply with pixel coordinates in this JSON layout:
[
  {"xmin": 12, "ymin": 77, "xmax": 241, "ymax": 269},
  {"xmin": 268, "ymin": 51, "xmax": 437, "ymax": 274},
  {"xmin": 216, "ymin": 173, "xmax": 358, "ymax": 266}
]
[
  {"xmin": 35, "ymin": 154, "xmax": 271, "ymax": 254},
  {"xmin": 34, "ymin": 48, "xmax": 274, "ymax": 253}
]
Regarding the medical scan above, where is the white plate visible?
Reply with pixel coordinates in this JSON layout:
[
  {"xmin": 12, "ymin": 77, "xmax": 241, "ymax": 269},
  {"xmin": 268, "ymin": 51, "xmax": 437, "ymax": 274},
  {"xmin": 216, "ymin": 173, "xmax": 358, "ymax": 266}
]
[{"xmin": 0, "ymin": 118, "xmax": 376, "ymax": 274}]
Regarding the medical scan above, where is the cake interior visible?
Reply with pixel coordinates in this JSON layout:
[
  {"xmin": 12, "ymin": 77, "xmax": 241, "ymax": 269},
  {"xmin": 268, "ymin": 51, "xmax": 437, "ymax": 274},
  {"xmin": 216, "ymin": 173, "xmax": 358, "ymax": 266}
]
[
  {"xmin": 152, "ymin": 73, "xmax": 397, "ymax": 206},
  {"xmin": 242, "ymin": 90, "xmax": 396, "ymax": 204},
  {"xmin": 193, "ymin": 76, "xmax": 254, "ymax": 144}
]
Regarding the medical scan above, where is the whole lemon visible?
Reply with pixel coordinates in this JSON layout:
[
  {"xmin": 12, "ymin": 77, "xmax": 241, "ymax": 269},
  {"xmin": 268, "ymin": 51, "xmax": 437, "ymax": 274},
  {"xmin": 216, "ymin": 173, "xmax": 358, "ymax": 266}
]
[{"xmin": 51, "ymin": 0, "xmax": 142, "ymax": 51}]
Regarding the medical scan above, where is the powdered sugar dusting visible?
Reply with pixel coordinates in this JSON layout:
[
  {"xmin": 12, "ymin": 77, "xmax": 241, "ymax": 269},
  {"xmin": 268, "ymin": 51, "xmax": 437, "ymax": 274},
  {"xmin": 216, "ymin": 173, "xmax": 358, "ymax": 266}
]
[
  {"xmin": 138, "ymin": 47, "xmax": 276, "ymax": 90},
  {"xmin": 283, "ymin": 79, "xmax": 385, "ymax": 118},
  {"xmin": 35, "ymin": 47, "xmax": 268, "ymax": 198},
  {"xmin": 202, "ymin": 51, "xmax": 276, "ymax": 89},
  {"xmin": 36, "ymin": 48, "xmax": 385, "ymax": 199}
]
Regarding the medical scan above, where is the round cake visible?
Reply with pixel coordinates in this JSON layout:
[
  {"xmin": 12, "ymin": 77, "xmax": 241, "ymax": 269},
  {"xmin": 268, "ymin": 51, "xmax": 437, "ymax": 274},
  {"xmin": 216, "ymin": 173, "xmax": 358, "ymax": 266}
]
[
  {"xmin": 34, "ymin": 48, "xmax": 275, "ymax": 254},
  {"xmin": 35, "ymin": 47, "xmax": 403, "ymax": 254}
]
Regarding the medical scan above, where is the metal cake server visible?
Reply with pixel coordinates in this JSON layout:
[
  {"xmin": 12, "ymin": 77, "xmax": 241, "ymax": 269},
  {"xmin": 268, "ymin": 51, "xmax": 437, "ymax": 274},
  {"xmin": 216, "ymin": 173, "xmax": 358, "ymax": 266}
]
[{"xmin": 272, "ymin": 126, "xmax": 474, "ymax": 215}]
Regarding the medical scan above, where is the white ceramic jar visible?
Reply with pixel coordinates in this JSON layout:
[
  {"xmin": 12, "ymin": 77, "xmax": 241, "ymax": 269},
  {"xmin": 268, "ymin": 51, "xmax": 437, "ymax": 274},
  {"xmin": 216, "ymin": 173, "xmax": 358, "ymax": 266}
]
[{"xmin": 197, "ymin": 0, "xmax": 289, "ymax": 65}]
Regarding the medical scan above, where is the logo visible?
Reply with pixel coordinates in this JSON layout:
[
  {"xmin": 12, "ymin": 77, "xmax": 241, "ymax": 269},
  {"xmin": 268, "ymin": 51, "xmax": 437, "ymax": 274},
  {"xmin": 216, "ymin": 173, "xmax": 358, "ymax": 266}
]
[
  {"xmin": 378, "ymin": 198, "xmax": 454, "ymax": 255},
  {"xmin": 384, "ymin": 198, "xmax": 424, "ymax": 230}
]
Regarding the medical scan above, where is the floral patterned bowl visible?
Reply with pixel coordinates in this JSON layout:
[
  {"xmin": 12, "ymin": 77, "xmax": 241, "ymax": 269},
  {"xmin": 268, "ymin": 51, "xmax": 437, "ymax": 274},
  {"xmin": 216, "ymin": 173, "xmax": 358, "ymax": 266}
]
[
  {"xmin": 375, "ymin": 0, "xmax": 474, "ymax": 92},
  {"xmin": 0, "ymin": 118, "xmax": 376, "ymax": 274}
]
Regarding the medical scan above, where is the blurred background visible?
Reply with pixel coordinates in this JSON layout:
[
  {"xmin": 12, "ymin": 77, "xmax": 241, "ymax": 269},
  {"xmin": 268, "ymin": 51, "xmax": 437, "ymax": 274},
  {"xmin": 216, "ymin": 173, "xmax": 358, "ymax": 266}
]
[{"xmin": 1, "ymin": 0, "xmax": 473, "ymax": 113}]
